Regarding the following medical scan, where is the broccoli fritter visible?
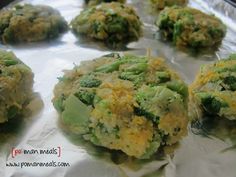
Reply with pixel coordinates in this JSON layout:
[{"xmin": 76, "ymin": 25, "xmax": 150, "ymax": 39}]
[
  {"xmin": 85, "ymin": 0, "xmax": 126, "ymax": 6},
  {"xmin": 53, "ymin": 54, "xmax": 188, "ymax": 159},
  {"xmin": 0, "ymin": 4, "xmax": 67, "ymax": 44},
  {"xmin": 71, "ymin": 2, "xmax": 142, "ymax": 48},
  {"xmin": 0, "ymin": 50, "xmax": 34, "ymax": 123},
  {"xmin": 190, "ymin": 54, "xmax": 236, "ymax": 121},
  {"xmin": 156, "ymin": 6, "xmax": 226, "ymax": 48},
  {"xmin": 150, "ymin": 0, "xmax": 187, "ymax": 10}
]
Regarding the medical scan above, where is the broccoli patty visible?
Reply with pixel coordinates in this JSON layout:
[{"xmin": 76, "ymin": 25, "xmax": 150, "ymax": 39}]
[
  {"xmin": 150, "ymin": 0, "xmax": 187, "ymax": 10},
  {"xmin": 53, "ymin": 53, "xmax": 188, "ymax": 159},
  {"xmin": 85, "ymin": 0, "xmax": 126, "ymax": 6},
  {"xmin": 156, "ymin": 6, "xmax": 226, "ymax": 48},
  {"xmin": 71, "ymin": 2, "xmax": 142, "ymax": 48},
  {"xmin": 0, "ymin": 50, "xmax": 34, "ymax": 123},
  {"xmin": 190, "ymin": 54, "xmax": 236, "ymax": 121},
  {"xmin": 0, "ymin": 4, "xmax": 67, "ymax": 44}
]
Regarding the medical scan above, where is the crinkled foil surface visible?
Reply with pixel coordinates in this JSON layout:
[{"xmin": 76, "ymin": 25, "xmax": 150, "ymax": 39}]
[{"xmin": 0, "ymin": 0, "xmax": 236, "ymax": 177}]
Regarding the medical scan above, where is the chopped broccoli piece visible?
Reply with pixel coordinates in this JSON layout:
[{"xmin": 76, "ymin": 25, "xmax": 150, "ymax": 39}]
[
  {"xmin": 61, "ymin": 95, "xmax": 91, "ymax": 134},
  {"xmin": 173, "ymin": 21, "xmax": 183, "ymax": 42},
  {"xmin": 119, "ymin": 72, "xmax": 145, "ymax": 85},
  {"xmin": 95, "ymin": 61, "xmax": 122, "ymax": 73},
  {"xmin": 119, "ymin": 62, "xmax": 147, "ymax": 85},
  {"xmin": 74, "ymin": 89, "xmax": 95, "ymax": 105},
  {"xmin": 166, "ymin": 80, "xmax": 188, "ymax": 99},
  {"xmin": 79, "ymin": 74, "xmax": 102, "ymax": 88},
  {"xmin": 156, "ymin": 71, "xmax": 170, "ymax": 83},
  {"xmin": 197, "ymin": 92, "xmax": 228, "ymax": 115},
  {"xmin": 53, "ymin": 94, "xmax": 66, "ymax": 113},
  {"xmin": 223, "ymin": 76, "xmax": 236, "ymax": 91},
  {"xmin": 124, "ymin": 62, "xmax": 148, "ymax": 74},
  {"xmin": 107, "ymin": 15, "xmax": 128, "ymax": 34},
  {"xmin": 134, "ymin": 107, "xmax": 159, "ymax": 123},
  {"xmin": 4, "ymin": 60, "xmax": 18, "ymax": 66},
  {"xmin": 136, "ymin": 86, "xmax": 184, "ymax": 121}
]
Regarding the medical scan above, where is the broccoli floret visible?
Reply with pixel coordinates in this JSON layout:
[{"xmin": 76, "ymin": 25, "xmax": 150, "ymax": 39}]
[
  {"xmin": 95, "ymin": 60, "xmax": 122, "ymax": 73},
  {"xmin": 95, "ymin": 55, "xmax": 147, "ymax": 74},
  {"xmin": 79, "ymin": 74, "xmax": 102, "ymax": 88},
  {"xmin": 223, "ymin": 75, "xmax": 236, "ymax": 91},
  {"xmin": 74, "ymin": 89, "xmax": 95, "ymax": 105},
  {"xmin": 173, "ymin": 21, "xmax": 183, "ymax": 43},
  {"xmin": 124, "ymin": 62, "xmax": 148, "ymax": 74},
  {"xmin": 107, "ymin": 15, "xmax": 128, "ymax": 34},
  {"xmin": 0, "ymin": 50, "xmax": 19, "ymax": 66},
  {"xmin": 53, "ymin": 94, "xmax": 66, "ymax": 113},
  {"xmin": 119, "ymin": 62, "xmax": 147, "ymax": 85},
  {"xmin": 197, "ymin": 92, "xmax": 228, "ymax": 115},
  {"xmin": 166, "ymin": 80, "xmax": 188, "ymax": 99},
  {"xmin": 156, "ymin": 71, "xmax": 170, "ymax": 83},
  {"xmin": 135, "ymin": 86, "xmax": 184, "ymax": 122},
  {"xmin": 119, "ymin": 72, "xmax": 145, "ymax": 85},
  {"xmin": 134, "ymin": 107, "xmax": 159, "ymax": 123}
]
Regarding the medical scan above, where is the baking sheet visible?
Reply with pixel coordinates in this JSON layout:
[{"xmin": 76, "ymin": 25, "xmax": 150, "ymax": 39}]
[{"xmin": 0, "ymin": 0, "xmax": 236, "ymax": 177}]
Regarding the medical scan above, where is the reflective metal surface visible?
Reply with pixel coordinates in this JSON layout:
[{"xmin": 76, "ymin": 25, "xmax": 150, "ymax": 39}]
[{"xmin": 0, "ymin": 0, "xmax": 236, "ymax": 177}]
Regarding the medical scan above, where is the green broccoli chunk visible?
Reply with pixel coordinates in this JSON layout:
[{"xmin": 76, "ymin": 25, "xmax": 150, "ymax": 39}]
[
  {"xmin": 61, "ymin": 94, "xmax": 91, "ymax": 134},
  {"xmin": 166, "ymin": 80, "xmax": 188, "ymax": 99},
  {"xmin": 134, "ymin": 107, "xmax": 159, "ymax": 123},
  {"xmin": 4, "ymin": 60, "xmax": 18, "ymax": 66},
  {"xmin": 74, "ymin": 89, "xmax": 95, "ymax": 105},
  {"xmin": 223, "ymin": 76, "xmax": 236, "ymax": 91},
  {"xmin": 79, "ymin": 74, "xmax": 102, "ymax": 88},
  {"xmin": 0, "ymin": 51, "xmax": 19, "ymax": 66},
  {"xmin": 119, "ymin": 62, "xmax": 147, "ymax": 85},
  {"xmin": 173, "ymin": 21, "xmax": 183, "ymax": 42},
  {"xmin": 135, "ymin": 86, "xmax": 184, "ymax": 122},
  {"xmin": 197, "ymin": 92, "xmax": 228, "ymax": 115},
  {"xmin": 125, "ymin": 62, "xmax": 148, "ymax": 74},
  {"xmin": 119, "ymin": 72, "xmax": 145, "ymax": 85},
  {"xmin": 107, "ymin": 15, "xmax": 128, "ymax": 34},
  {"xmin": 95, "ymin": 60, "xmax": 122, "ymax": 73},
  {"xmin": 156, "ymin": 71, "xmax": 170, "ymax": 83},
  {"xmin": 53, "ymin": 94, "xmax": 66, "ymax": 113}
]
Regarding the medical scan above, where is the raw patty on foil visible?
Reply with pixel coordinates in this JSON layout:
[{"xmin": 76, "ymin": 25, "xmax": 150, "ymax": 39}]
[
  {"xmin": 150, "ymin": 0, "xmax": 188, "ymax": 10},
  {"xmin": 0, "ymin": 4, "xmax": 68, "ymax": 44},
  {"xmin": 53, "ymin": 53, "xmax": 189, "ymax": 159},
  {"xmin": 190, "ymin": 54, "xmax": 236, "ymax": 121},
  {"xmin": 156, "ymin": 6, "xmax": 226, "ymax": 48},
  {"xmin": 84, "ymin": 0, "xmax": 126, "ymax": 6},
  {"xmin": 0, "ymin": 50, "xmax": 34, "ymax": 123},
  {"xmin": 71, "ymin": 2, "xmax": 142, "ymax": 48}
]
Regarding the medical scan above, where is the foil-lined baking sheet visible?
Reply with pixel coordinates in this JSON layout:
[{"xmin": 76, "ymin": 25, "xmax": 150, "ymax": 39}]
[{"xmin": 0, "ymin": 0, "xmax": 236, "ymax": 177}]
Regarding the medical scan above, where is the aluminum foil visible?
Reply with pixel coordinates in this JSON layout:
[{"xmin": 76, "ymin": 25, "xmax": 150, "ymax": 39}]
[{"xmin": 0, "ymin": 0, "xmax": 236, "ymax": 177}]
